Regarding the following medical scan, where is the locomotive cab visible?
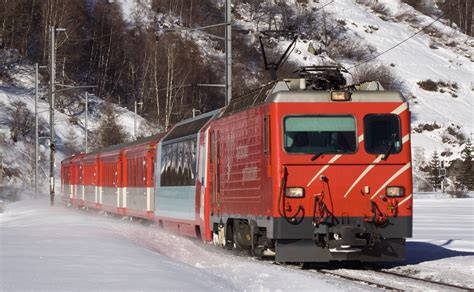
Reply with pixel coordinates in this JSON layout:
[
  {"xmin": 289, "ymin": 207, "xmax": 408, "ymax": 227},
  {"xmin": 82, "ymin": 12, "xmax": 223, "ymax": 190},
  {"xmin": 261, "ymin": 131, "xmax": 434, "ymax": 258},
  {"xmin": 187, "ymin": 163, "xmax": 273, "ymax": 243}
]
[
  {"xmin": 268, "ymin": 82, "xmax": 412, "ymax": 262},
  {"xmin": 209, "ymin": 77, "xmax": 413, "ymax": 263}
]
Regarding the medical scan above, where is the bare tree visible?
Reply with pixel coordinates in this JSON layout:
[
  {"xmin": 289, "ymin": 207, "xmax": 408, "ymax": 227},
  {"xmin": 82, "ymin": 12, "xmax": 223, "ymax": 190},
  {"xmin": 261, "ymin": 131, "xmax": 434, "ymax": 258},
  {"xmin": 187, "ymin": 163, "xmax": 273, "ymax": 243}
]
[
  {"xmin": 165, "ymin": 46, "xmax": 175, "ymax": 131},
  {"xmin": 352, "ymin": 63, "xmax": 403, "ymax": 91},
  {"xmin": 437, "ymin": 0, "xmax": 473, "ymax": 36},
  {"xmin": 8, "ymin": 101, "xmax": 34, "ymax": 142}
]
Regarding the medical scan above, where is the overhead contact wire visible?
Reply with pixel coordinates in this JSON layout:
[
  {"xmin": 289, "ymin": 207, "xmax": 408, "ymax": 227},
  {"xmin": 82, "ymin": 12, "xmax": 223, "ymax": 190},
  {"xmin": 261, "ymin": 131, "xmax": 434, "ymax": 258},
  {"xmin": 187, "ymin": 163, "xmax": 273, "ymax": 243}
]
[{"xmin": 348, "ymin": 2, "xmax": 460, "ymax": 71}]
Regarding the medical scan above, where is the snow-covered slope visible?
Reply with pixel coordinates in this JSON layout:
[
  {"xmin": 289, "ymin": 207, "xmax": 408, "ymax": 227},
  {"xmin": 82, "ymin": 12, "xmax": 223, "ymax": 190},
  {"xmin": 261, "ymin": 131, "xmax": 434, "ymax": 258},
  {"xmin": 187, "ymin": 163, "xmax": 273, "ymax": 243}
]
[
  {"xmin": 332, "ymin": 0, "xmax": 472, "ymax": 160},
  {"xmin": 237, "ymin": 0, "xmax": 472, "ymax": 162},
  {"xmin": 117, "ymin": 0, "xmax": 473, "ymax": 167},
  {"xmin": 2, "ymin": 0, "xmax": 472, "ymax": 196},
  {"xmin": 0, "ymin": 63, "xmax": 153, "ymax": 199}
]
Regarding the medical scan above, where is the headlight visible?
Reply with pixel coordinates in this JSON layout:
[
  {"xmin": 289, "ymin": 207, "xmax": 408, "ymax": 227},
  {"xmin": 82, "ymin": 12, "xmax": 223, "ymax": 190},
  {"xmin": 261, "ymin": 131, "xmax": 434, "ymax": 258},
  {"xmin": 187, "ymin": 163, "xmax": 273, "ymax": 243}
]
[
  {"xmin": 386, "ymin": 186, "xmax": 405, "ymax": 198},
  {"xmin": 285, "ymin": 187, "xmax": 305, "ymax": 198},
  {"xmin": 331, "ymin": 91, "xmax": 351, "ymax": 101}
]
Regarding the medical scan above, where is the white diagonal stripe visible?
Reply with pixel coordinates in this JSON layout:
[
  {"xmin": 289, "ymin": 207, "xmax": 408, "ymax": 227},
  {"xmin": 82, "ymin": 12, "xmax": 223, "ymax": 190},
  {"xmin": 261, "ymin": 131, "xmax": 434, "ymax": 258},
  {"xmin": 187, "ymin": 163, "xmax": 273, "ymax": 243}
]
[
  {"xmin": 306, "ymin": 155, "xmax": 341, "ymax": 187},
  {"xmin": 371, "ymin": 162, "xmax": 411, "ymax": 200},
  {"xmin": 397, "ymin": 194, "xmax": 413, "ymax": 207},
  {"xmin": 306, "ymin": 133, "xmax": 364, "ymax": 187},
  {"xmin": 343, "ymin": 155, "xmax": 383, "ymax": 198},
  {"xmin": 344, "ymin": 134, "xmax": 410, "ymax": 199},
  {"xmin": 402, "ymin": 134, "xmax": 409, "ymax": 143},
  {"xmin": 391, "ymin": 103, "xmax": 408, "ymax": 115}
]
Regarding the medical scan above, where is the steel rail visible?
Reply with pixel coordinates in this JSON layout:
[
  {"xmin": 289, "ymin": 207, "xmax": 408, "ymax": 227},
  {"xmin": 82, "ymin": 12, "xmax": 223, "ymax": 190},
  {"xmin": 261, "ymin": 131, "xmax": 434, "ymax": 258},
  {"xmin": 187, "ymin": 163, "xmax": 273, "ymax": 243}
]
[
  {"xmin": 369, "ymin": 268, "xmax": 473, "ymax": 291},
  {"xmin": 316, "ymin": 269, "xmax": 402, "ymax": 291}
]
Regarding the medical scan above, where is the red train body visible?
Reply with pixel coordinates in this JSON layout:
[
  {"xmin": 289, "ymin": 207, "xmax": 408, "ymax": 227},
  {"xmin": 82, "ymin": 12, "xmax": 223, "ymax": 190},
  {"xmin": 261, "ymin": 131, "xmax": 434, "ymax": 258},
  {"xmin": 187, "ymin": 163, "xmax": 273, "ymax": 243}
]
[{"xmin": 61, "ymin": 79, "xmax": 413, "ymax": 262}]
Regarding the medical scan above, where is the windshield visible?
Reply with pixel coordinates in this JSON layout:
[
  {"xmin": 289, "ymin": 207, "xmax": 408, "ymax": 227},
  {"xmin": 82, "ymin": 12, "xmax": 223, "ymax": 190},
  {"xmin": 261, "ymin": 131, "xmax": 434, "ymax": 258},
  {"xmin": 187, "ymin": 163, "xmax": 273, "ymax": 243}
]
[
  {"xmin": 284, "ymin": 116, "xmax": 357, "ymax": 154},
  {"xmin": 364, "ymin": 114, "xmax": 402, "ymax": 154}
]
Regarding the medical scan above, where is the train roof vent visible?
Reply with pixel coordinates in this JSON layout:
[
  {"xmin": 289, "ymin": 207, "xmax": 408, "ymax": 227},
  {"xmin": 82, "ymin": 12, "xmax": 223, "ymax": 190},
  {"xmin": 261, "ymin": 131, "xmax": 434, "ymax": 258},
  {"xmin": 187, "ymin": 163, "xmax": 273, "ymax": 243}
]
[
  {"xmin": 283, "ymin": 78, "xmax": 306, "ymax": 91},
  {"xmin": 356, "ymin": 81, "xmax": 385, "ymax": 91}
]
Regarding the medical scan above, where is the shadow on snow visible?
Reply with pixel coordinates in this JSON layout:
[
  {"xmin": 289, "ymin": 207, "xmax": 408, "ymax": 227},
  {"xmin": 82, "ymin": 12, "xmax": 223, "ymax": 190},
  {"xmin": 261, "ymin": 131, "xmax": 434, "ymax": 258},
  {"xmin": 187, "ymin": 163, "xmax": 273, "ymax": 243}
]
[{"xmin": 403, "ymin": 240, "xmax": 474, "ymax": 265}]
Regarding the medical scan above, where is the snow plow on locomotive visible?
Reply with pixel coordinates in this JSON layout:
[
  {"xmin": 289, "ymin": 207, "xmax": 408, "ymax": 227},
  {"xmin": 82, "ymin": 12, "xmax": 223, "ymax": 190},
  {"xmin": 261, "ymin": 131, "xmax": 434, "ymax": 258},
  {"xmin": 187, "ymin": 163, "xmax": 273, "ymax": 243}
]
[{"xmin": 61, "ymin": 74, "xmax": 412, "ymax": 263}]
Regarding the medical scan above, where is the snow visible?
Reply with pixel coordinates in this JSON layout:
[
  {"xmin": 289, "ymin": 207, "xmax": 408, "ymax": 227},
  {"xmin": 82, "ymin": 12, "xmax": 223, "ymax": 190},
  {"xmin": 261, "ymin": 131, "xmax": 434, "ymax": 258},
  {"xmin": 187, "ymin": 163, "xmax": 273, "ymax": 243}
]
[
  {"xmin": 1, "ymin": 195, "xmax": 473, "ymax": 291},
  {"xmin": 0, "ymin": 0, "xmax": 457, "ymax": 195},
  {"xmin": 397, "ymin": 194, "xmax": 474, "ymax": 287},
  {"xmin": 115, "ymin": 0, "xmax": 153, "ymax": 25},
  {"xmin": 0, "ymin": 199, "xmax": 365, "ymax": 291},
  {"xmin": 232, "ymin": 0, "xmax": 474, "ymax": 164},
  {"xmin": 0, "ymin": 64, "xmax": 153, "ymax": 196},
  {"xmin": 326, "ymin": 0, "xmax": 473, "ymax": 160},
  {"xmin": 0, "ymin": 201, "xmax": 231, "ymax": 291}
]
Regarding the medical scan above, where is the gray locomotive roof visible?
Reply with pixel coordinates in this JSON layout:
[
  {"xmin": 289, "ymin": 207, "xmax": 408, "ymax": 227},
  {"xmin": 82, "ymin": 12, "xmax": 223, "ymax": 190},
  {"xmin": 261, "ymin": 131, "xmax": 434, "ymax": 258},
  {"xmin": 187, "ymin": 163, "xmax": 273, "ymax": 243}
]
[
  {"xmin": 266, "ymin": 80, "xmax": 406, "ymax": 103},
  {"xmin": 220, "ymin": 79, "xmax": 405, "ymax": 118},
  {"xmin": 267, "ymin": 90, "xmax": 406, "ymax": 103}
]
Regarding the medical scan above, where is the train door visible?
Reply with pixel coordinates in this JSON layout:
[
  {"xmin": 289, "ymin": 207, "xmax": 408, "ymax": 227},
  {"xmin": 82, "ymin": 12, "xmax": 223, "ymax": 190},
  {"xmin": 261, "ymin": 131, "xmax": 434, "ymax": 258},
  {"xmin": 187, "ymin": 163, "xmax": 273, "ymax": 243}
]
[
  {"xmin": 263, "ymin": 114, "xmax": 271, "ymax": 177},
  {"xmin": 211, "ymin": 130, "xmax": 221, "ymax": 211},
  {"xmin": 117, "ymin": 153, "xmax": 124, "ymax": 211},
  {"xmin": 147, "ymin": 147, "xmax": 155, "ymax": 213},
  {"xmin": 98, "ymin": 159, "xmax": 103, "ymax": 205},
  {"xmin": 79, "ymin": 162, "xmax": 84, "ymax": 202},
  {"xmin": 95, "ymin": 157, "xmax": 99, "ymax": 204}
]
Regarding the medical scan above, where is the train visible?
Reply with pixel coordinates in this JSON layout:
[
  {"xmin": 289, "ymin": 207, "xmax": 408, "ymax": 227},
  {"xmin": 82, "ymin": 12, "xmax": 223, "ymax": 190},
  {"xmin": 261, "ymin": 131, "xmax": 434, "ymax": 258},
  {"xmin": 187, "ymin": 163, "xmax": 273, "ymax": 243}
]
[{"xmin": 61, "ymin": 73, "xmax": 413, "ymax": 263}]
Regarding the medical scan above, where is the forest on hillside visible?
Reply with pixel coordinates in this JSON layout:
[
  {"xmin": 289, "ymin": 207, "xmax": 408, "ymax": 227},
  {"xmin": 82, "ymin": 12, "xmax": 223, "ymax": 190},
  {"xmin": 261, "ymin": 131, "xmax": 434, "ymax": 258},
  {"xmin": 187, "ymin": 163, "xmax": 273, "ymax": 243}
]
[{"xmin": 1, "ymin": 0, "xmax": 471, "ymax": 129}]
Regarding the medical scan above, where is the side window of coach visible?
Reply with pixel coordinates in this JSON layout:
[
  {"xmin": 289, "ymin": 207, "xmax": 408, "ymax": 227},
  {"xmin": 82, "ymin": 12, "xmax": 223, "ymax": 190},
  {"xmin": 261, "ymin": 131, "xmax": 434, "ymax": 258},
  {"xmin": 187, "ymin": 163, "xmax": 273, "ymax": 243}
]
[
  {"xmin": 364, "ymin": 114, "xmax": 402, "ymax": 154},
  {"xmin": 160, "ymin": 138, "xmax": 197, "ymax": 187}
]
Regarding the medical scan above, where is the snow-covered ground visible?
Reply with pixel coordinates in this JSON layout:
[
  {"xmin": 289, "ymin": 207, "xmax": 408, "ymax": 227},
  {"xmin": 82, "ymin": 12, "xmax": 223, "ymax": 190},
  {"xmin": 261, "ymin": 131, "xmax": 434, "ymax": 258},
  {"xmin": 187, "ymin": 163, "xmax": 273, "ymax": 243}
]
[{"xmin": 1, "ymin": 194, "xmax": 473, "ymax": 291}]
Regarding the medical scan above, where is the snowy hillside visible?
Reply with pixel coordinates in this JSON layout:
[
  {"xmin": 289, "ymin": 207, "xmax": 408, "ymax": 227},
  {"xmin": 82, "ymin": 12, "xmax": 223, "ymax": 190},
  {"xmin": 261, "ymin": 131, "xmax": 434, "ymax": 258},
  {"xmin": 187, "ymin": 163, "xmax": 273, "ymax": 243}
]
[
  {"xmin": 329, "ymin": 1, "xmax": 472, "ymax": 161},
  {"xmin": 0, "ymin": 63, "xmax": 153, "ymax": 200},
  {"xmin": 117, "ymin": 0, "xmax": 473, "ymax": 165},
  {"xmin": 236, "ymin": 0, "xmax": 472, "ymax": 159},
  {"xmin": 1, "ymin": 0, "xmax": 472, "ymax": 197}
]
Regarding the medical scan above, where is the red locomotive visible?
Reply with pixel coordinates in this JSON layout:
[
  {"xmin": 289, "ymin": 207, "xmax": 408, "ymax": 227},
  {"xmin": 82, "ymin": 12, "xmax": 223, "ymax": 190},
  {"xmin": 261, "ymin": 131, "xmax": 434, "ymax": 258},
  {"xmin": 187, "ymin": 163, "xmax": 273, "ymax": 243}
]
[{"xmin": 61, "ymin": 70, "xmax": 412, "ymax": 263}]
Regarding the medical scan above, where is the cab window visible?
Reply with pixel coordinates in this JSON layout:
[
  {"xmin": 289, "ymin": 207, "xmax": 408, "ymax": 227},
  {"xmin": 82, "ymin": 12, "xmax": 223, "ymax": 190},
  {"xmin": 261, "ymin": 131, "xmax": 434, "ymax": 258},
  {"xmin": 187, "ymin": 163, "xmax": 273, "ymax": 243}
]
[
  {"xmin": 364, "ymin": 114, "xmax": 402, "ymax": 154},
  {"xmin": 284, "ymin": 116, "xmax": 357, "ymax": 154}
]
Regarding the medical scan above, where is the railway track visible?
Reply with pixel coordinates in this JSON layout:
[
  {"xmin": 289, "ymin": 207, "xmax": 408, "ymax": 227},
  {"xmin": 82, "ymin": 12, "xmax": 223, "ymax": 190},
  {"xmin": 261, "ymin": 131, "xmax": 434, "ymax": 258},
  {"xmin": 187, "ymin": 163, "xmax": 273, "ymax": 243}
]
[
  {"xmin": 315, "ymin": 269, "xmax": 402, "ymax": 291},
  {"xmin": 370, "ymin": 269, "xmax": 473, "ymax": 291},
  {"xmin": 203, "ymin": 242, "xmax": 473, "ymax": 291},
  {"xmin": 310, "ymin": 267, "xmax": 473, "ymax": 291},
  {"xmin": 78, "ymin": 208, "xmax": 473, "ymax": 291}
]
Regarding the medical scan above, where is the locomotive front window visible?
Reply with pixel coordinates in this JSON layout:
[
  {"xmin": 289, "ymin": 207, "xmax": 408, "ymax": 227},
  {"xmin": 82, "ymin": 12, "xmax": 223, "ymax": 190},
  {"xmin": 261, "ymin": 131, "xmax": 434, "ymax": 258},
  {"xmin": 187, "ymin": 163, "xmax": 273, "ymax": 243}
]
[
  {"xmin": 284, "ymin": 116, "xmax": 357, "ymax": 154},
  {"xmin": 364, "ymin": 114, "xmax": 402, "ymax": 154}
]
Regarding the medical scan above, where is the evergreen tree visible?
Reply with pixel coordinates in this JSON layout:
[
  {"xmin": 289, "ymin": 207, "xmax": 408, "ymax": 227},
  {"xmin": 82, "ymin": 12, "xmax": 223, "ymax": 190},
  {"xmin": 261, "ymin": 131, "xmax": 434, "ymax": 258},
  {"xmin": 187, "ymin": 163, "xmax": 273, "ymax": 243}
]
[
  {"xmin": 460, "ymin": 139, "xmax": 473, "ymax": 190},
  {"xmin": 98, "ymin": 105, "xmax": 127, "ymax": 148},
  {"xmin": 428, "ymin": 150, "xmax": 442, "ymax": 191},
  {"xmin": 447, "ymin": 177, "xmax": 468, "ymax": 198}
]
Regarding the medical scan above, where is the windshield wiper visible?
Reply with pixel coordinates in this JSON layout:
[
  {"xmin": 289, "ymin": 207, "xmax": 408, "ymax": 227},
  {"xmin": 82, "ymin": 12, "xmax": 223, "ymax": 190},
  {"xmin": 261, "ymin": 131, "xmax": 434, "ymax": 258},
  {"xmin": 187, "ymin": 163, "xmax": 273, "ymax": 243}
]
[
  {"xmin": 382, "ymin": 133, "xmax": 397, "ymax": 161},
  {"xmin": 311, "ymin": 152, "xmax": 323, "ymax": 161}
]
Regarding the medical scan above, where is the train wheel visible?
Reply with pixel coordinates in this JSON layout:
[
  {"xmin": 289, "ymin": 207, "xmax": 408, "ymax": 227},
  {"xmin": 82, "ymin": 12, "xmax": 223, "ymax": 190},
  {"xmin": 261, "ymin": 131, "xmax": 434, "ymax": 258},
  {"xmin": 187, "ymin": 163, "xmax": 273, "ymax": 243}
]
[{"xmin": 233, "ymin": 220, "xmax": 252, "ymax": 250}]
